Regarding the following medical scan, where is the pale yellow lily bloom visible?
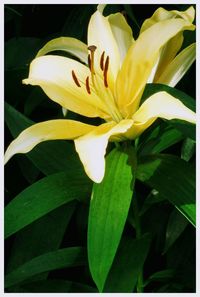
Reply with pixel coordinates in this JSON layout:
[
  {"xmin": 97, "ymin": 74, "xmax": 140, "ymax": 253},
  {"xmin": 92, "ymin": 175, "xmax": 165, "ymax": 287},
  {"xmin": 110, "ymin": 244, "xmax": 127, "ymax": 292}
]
[
  {"xmin": 141, "ymin": 6, "xmax": 196, "ymax": 85},
  {"xmin": 5, "ymin": 6, "xmax": 196, "ymax": 183}
]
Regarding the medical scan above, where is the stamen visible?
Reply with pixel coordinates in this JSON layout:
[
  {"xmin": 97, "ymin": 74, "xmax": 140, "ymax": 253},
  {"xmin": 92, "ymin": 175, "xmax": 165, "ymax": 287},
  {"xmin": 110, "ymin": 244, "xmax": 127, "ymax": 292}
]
[
  {"xmin": 100, "ymin": 51, "xmax": 105, "ymax": 71},
  {"xmin": 72, "ymin": 70, "xmax": 81, "ymax": 87},
  {"xmin": 88, "ymin": 54, "xmax": 91, "ymax": 70},
  {"xmin": 86, "ymin": 76, "xmax": 91, "ymax": 94},
  {"xmin": 103, "ymin": 56, "xmax": 109, "ymax": 88}
]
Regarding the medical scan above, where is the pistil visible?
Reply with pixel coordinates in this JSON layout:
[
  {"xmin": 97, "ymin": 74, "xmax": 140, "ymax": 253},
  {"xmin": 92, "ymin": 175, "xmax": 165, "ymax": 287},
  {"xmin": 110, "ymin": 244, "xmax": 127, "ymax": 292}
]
[
  {"xmin": 88, "ymin": 54, "xmax": 91, "ymax": 70},
  {"xmin": 88, "ymin": 45, "xmax": 97, "ymax": 74}
]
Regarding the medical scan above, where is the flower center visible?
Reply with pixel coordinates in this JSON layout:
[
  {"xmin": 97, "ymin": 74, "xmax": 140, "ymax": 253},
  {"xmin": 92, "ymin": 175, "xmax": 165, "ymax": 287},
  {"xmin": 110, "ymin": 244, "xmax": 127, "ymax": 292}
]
[
  {"xmin": 71, "ymin": 45, "xmax": 123, "ymax": 123},
  {"xmin": 87, "ymin": 45, "xmax": 109, "ymax": 90}
]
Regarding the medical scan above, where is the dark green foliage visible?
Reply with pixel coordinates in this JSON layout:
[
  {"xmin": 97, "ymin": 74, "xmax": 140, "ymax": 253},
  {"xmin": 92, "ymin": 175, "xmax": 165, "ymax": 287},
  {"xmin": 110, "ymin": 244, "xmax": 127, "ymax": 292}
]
[{"xmin": 5, "ymin": 4, "xmax": 196, "ymax": 293}]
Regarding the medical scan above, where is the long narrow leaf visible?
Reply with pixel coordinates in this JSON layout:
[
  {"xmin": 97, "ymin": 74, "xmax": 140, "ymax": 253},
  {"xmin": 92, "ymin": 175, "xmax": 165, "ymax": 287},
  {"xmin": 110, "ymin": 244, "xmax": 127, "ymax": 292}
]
[
  {"xmin": 88, "ymin": 147, "xmax": 136, "ymax": 292},
  {"xmin": 104, "ymin": 234, "xmax": 151, "ymax": 292},
  {"xmin": 136, "ymin": 154, "xmax": 195, "ymax": 226},
  {"xmin": 13, "ymin": 279, "xmax": 97, "ymax": 293},
  {"xmin": 138, "ymin": 123, "xmax": 183, "ymax": 156},
  {"xmin": 5, "ymin": 171, "xmax": 91, "ymax": 238},
  {"xmin": 6, "ymin": 203, "xmax": 76, "ymax": 273},
  {"xmin": 163, "ymin": 208, "xmax": 188, "ymax": 253},
  {"xmin": 5, "ymin": 247, "xmax": 86, "ymax": 288}
]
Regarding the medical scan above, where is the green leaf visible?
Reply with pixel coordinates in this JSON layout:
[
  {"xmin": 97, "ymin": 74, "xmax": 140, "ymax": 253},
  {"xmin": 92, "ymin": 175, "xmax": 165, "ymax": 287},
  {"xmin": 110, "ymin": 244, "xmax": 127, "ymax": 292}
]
[
  {"xmin": 144, "ymin": 269, "xmax": 174, "ymax": 287},
  {"xmin": 136, "ymin": 154, "xmax": 195, "ymax": 226},
  {"xmin": 163, "ymin": 208, "xmax": 188, "ymax": 253},
  {"xmin": 16, "ymin": 155, "xmax": 40, "ymax": 184},
  {"xmin": 6, "ymin": 203, "xmax": 76, "ymax": 273},
  {"xmin": 104, "ymin": 234, "xmax": 151, "ymax": 292},
  {"xmin": 5, "ymin": 69, "xmax": 29, "ymax": 107},
  {"xmin": 181, "ymin": 137, "xmax": 195, "ymax": 161},
  {"xmin": 123, "ymin": 4, "xmax": 140, "ymax": 32},
  {"xmin": 170, "ymin": 120, "xmax": 195, "ymax": 140},
  {"xmin": 5, "ymin": 102, "xmax": 34, "ymax": 133},
  {"xmin": 88, "ymin": 147, "xmax": 136, "ymax": 292},
  {"xmin": 24, "ymin": 88, "xmax": 46, "ymax": 116},
  {"xmin": 13, "ymin": 280, "xmax": 97, "ymax": 293},
  {"xmin": 5, "ymin": 247, "xmax": 86, "ymax": 288},
  {"xmin": 5, "ymin": 171, "xmax": 91, "ymax": 238},
  {"xmin": 138, "ymin": 122, "xmax": 183, "ymax": 156},
  {"xmin": 61, "ymin": 5, "xmax": 95, "ymax": 40},
  {"xmin": 139, "ymin": 189, "xmax": 165, "ymax": 216},
  {"xmin": 166, "ymin": 224, "xmax": 195, "ymax": 271},
  {"xmin": 141, "ymin": 84, "xmax": 196, "ymax": 140},
  {"xmin": 5, "ymin": 102, "xmax": 82, "ymax": 175},
  {"xmin": 5, "ymin": 37, "xmax": 41, "ymax": 70},
  {"xmin": 103, "ymin": 4, "xmax": 122, "ymax": 16},
  {"xmin": 5, "ymin": 37, "xmax": 41, "ymax": 107},
  {"xmin": 140, "ymin": 203, "xmax": 170, "ymax": 252},
  {"xmin": 5, "ymin": 5, "xmax": 22, "ymax": 22}
]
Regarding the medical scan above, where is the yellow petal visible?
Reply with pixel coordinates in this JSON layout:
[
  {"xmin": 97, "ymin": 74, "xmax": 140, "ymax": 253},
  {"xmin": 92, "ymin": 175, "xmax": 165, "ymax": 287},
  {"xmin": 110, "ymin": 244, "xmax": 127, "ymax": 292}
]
[
  {"xmin": 36, "ymin": 37, "xmax": 88, "ymax": 64},
  {"xmin": 152, "ymin": 32, "xmax": 184, "ymax": 82},
  {"xmin": 108, "ymin": 12, "xmax": 134, "ymax": 63},
  {"xmin": 4, "ymin": 120, "xmax": 95, "ymax": 164},
  {"xmin": 126, "ymin": 91, "xmax": 195, "ymax": 139},
  {"xmin": 74, "ymin": 120, "xmax": 133, "ymax": 183},
  {"xmin": 157, "ymin": 43, "xmax": 196, "ymax": 87},
  {"xmin": 140, "ymin": 6, "xmax": 195, "ymax": 33},
  {"xmin": 140, "ymin": 6, "xmax": 195, "ymax": 82},
  {"xmin": 23, "ymin": 55, "xmax": 109, "ymax": 119},
  {"xmin": 88, "ymin": 10, "xmax": 120, "ymax": 91},
  {"xmin": 97, "ymin": 4, "xmax": 107, "ymax": 13},
  {"xmin": 116, "ymin": 18, "xmax": 195, "ymax": 118}
]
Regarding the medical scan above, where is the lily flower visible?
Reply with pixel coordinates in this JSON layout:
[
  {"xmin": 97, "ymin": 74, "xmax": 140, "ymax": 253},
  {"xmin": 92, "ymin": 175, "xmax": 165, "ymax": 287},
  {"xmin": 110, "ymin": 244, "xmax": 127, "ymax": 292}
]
[
  {"xmin": 140, "ymin": 6, "xmax": 196, "ymax": 86},
  {"xmin": 5, "ymin": 6, "xmax": 196, "ymax": 183}
]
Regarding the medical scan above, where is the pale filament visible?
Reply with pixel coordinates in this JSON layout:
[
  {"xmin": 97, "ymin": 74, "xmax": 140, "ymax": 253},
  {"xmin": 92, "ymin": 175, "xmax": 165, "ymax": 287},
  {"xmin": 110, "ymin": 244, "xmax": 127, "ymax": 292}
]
[{"xmin": 71, "ymin": 45, "xmax": 123, "ymax": 123}]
